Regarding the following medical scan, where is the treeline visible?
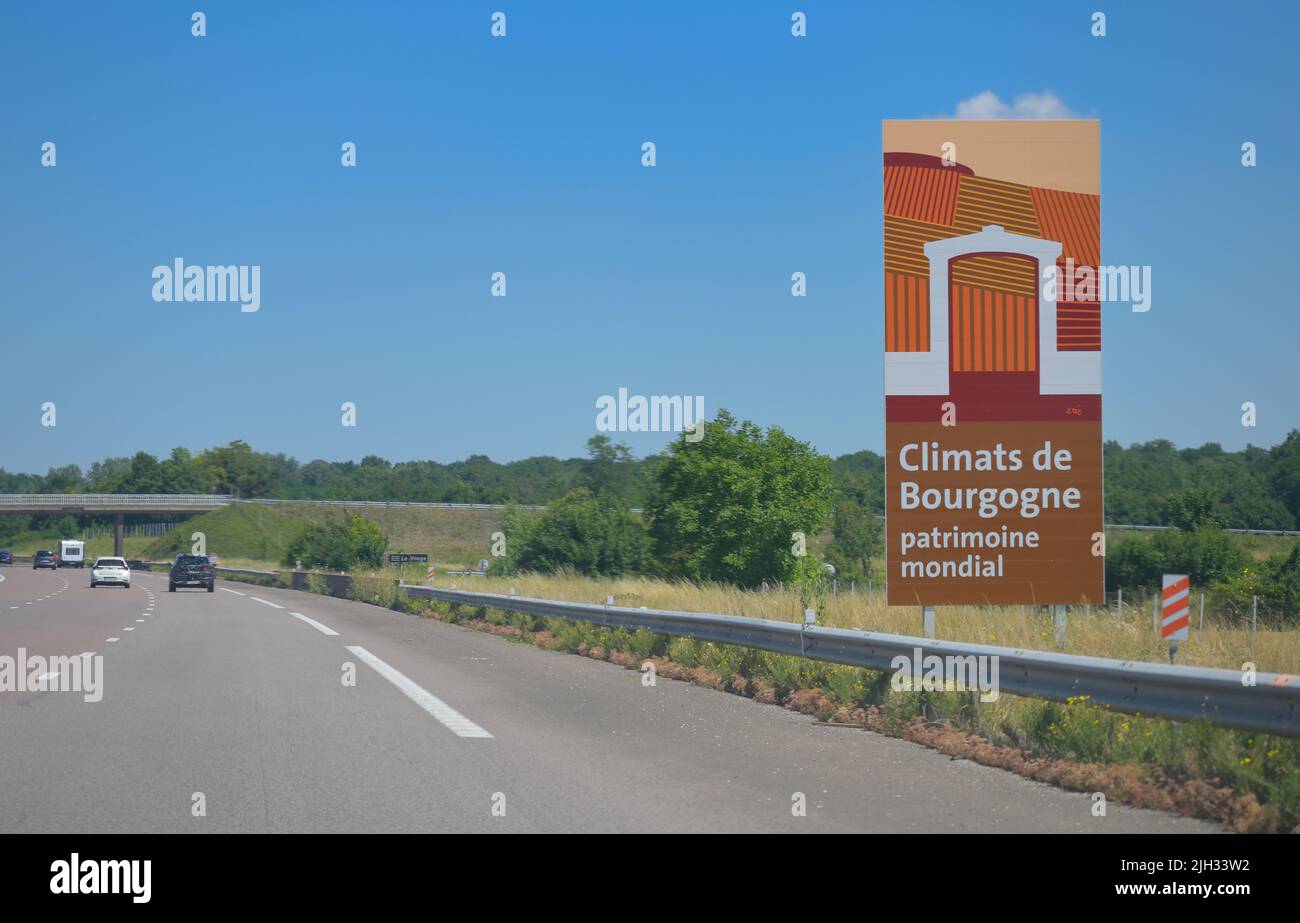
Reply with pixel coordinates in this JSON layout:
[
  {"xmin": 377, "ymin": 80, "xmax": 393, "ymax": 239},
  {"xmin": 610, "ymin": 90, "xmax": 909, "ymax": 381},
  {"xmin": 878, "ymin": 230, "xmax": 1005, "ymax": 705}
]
[
  {"xmin": 0, "ymin": 441, "xmax": 610, "ymax": 506},
  {"xmin": 5, "ymin": 431, "xmax": 1300, "ymax": 531}
]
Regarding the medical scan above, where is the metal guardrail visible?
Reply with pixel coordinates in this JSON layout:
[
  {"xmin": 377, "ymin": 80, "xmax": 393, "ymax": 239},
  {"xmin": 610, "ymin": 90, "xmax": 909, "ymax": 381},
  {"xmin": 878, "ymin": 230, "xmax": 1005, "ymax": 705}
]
[
  {"xmin": 0, "ymin": 494, "xmax": 541, "ymax": 513},
  {"xmin": 214, "ymin": 566, "xmax": 282, "ymax": 578},
  {"xmin": 203, "ymin": 567, "xmax": 1297, "ymax": 735},
  {"xmin": 235, "ymin": 498, "xmax": 544, "ymax": 512},
  {"xmin": 1107, "ymin": 523, "xmax": 1300, "ymax": 537},
  {"xmin": 398, "ymin": 584, "xmax": 1299, "ymax": 738},
  {"xmin": 0, "ymin": 494, "xmax": 231, "ymax": 509}
]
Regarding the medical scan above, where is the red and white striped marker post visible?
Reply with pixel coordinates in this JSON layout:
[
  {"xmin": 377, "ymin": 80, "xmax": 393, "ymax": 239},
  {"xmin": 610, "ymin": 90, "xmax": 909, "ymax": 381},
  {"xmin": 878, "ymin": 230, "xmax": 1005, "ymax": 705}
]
[
  {"xmin": 425, "ymin": 566, "xmax": 436, "ymax": 585},
  {"xmin": 1161, "ymin": 574, "xmax": 1190, "ymax": 659}
]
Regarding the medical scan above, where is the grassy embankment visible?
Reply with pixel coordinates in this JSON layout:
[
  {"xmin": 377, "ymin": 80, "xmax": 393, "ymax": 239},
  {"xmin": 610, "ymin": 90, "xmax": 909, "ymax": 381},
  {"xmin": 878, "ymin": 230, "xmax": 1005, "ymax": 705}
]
[{"xmin": 135, "ymin": 502, "xmax": 503, "ymax": 571}]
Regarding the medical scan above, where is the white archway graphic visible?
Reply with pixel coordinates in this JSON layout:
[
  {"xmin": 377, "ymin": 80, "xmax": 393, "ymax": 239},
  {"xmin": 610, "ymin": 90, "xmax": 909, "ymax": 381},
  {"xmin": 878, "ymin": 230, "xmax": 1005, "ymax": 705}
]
[{"xmin": 884, "ymin": 225, "xmax": 1100, "ymax": 396}]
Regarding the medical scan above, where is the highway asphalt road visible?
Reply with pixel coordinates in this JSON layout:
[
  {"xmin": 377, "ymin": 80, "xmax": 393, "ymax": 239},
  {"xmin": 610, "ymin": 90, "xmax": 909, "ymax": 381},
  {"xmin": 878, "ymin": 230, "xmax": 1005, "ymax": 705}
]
[{"xmin": 0, "ymin": 565, "xmax": 1217, "ymax": 833}]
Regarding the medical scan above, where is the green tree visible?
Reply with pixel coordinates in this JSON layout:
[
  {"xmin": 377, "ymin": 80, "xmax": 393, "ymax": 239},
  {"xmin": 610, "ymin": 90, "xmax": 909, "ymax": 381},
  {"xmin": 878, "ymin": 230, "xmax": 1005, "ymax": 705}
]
[
  {"xmin": 1167, "ymin": 486, "xmax": 1222, "ymax": 531},
  {"xmin": 646, "ymin": 410, "xmax": 834, "ymax": 587},
  {"xmin": 576, "ymin": 435, "xmax": 644, "ymax": 504},
  {"xmin": 283, "ymin": 514, "xmax": 388, "ymax": 571},
  {"xmin": 1270, "ymin": 429, "xmax": 1300, "ymax": 525},
  {"xmin": 1106, "ymin": 535, "xmax": 1163, "ymax": 591},
  {"xmin": 200, "ymin": 440, "xmax": 277, "ymax": 497},
  {"xmin": 346, "ymin": 514, "xmax": 388, "ymax": 568},
  {"xmin": 505, "ymin": 488, "xmax": 647, "ymax": 577},
  {"xmin": 829, "ymin": 498, "xmax": 883, "ymax": 577},
  {"xmin": 1151, "ymin": 526, "xmax": 1248, "ymax": 586},
  {"xmin": 42, "ymin": 464, "xmax": 84, "ymax": 493}
]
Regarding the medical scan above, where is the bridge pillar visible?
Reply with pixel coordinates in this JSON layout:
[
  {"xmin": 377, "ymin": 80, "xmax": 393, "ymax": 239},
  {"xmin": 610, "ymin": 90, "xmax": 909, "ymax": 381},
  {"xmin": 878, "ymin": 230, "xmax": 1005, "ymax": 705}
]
[{"xmin": 114, "ymin": 514, "xmax": 124, "ymax": 557}]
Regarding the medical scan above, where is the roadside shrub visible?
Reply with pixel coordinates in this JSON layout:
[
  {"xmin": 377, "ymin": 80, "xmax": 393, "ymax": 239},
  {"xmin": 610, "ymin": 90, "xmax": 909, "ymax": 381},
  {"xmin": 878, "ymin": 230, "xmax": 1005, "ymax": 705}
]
[
  {"xmin": 348, "ymin": 572, "xmax": 399, "ymax": 609},
  {"xmin": 283, "ymin": 514, "xmax": 388, "ymax": 572},
  {"xmin": 503, "ymin": 489, "xmax": 648, "ymax": 577},
  {"xmin": 305, "ymin": 570, "xmax": 329, "ymax": 597}
]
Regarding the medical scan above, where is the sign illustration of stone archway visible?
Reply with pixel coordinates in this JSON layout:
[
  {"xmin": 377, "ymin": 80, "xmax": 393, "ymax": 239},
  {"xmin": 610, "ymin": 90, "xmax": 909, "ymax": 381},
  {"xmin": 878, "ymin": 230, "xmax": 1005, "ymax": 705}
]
[{"xmin": 882, "ymin": 121, "xmax": 1103, "ymax": 606}]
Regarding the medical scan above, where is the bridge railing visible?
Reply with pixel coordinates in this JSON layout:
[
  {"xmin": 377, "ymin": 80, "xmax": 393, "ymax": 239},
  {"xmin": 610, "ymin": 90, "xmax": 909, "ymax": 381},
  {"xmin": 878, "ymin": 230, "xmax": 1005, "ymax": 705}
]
[{"xmin": 0, "ymin": 494, "xmax": 232, "ymax": 508}]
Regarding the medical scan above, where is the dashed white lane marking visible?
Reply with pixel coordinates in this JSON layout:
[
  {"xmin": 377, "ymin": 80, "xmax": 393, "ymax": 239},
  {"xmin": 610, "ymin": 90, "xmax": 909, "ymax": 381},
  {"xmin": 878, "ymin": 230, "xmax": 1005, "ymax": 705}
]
[
  {"xmin": 250, "ymin": 596, "xmax": 285, "ymax": 609},
  {"xmin": 345, "ymin": 645, "xmax": 493, "ymax": 739},
  {"xmin": 135, "ymin": 619, "xmax": 145, "ymax": 622},
  {"xmin": 123, "ymin": 627, "xmax": 134, "ymax": 632},
  {"xmin": 288, "ymin": 611, "xmax": 338, "ymax": 636},
  {"xmin": 8, "ymin": 606, "xmax": 16, "ymax": 610},
  {"xmin": 220, "ymin": 588, "xmax": 246, "ymax": 596},
  {"xmin": 80, "ymin": 652, "xmax": 95, "ymax": 658},
  {"xmin": 106, "ymin": 638, "xmax": 120, "ymax": 643}
]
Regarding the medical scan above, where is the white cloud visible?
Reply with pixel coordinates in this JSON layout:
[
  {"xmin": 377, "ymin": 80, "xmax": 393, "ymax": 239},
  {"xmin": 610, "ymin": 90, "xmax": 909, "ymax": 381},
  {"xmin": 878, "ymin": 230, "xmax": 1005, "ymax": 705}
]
[{"xmin": 951, "ymin": 90, "xmax": 1080, "ymax": 119}]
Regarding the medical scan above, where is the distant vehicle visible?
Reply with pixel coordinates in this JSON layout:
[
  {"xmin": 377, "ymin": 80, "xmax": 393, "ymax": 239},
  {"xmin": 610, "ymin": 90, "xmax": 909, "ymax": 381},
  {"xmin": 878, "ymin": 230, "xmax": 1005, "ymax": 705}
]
[
  {"xmin": 90, "ymin": 557, "xmax": 131, "ymax": 589},
  {"xmin": 33, "ymin": 550, "xmax": 58, "ymax": 570},
  {"xmin": 170, "ymin": 554, "xmax": 214, "ymax": 592},
  {"xmin": 0, "ymin": 550, "xmax": 12, "ymax": 565},
  {"xmin": 59, "ymin": 539, "xmax": 86, "ymax": 568}
]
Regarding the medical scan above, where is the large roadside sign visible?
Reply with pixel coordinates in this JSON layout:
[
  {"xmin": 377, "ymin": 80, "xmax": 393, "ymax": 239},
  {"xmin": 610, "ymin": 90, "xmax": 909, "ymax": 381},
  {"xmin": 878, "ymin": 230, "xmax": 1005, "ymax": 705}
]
[{"xmin": 883, "ymin": 121, "xmax": 1103, "ymax": 606}]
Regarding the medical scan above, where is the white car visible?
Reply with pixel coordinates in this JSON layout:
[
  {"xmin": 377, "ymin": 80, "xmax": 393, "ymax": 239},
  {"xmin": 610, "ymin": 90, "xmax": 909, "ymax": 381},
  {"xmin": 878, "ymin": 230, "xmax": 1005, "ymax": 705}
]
[{"xmin": 89, "ymin": 557, "xmax": 131, "ymax": 589}]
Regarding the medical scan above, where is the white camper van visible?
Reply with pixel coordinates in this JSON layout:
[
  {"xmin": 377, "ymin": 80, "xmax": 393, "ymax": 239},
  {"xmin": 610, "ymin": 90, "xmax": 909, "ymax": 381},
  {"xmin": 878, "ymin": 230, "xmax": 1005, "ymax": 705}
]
[{"xmin": 59, "ymin": 539, "xmax": 86, "ymax": 568}]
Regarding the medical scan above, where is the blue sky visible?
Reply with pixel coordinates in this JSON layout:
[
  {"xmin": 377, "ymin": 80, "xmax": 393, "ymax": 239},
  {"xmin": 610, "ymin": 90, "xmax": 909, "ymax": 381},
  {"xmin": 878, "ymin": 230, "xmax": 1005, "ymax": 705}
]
[{"xmin": 2, "ymin": 1, "xmax": 1297, "ymax": 474}]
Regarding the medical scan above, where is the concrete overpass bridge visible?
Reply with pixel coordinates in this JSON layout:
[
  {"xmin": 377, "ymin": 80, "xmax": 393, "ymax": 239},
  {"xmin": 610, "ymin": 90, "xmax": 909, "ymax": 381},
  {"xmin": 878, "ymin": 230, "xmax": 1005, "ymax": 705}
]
[{"xmin": 0, "ymin": 494, "xmax": 232, "ymax": 555}]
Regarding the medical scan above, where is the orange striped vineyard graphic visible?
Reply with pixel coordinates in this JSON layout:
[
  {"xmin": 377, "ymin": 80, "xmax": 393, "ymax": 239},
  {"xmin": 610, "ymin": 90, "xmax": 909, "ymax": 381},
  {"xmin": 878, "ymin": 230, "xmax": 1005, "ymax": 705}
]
[{"xmin": 882, "ymin": 124, "xmax": 1102, "ymax": 607}]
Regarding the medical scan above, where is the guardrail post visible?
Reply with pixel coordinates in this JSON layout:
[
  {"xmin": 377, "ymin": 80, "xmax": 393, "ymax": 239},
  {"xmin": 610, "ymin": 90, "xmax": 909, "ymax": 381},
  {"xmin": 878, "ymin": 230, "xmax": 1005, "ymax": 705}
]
[
  {"xmin": 800, "ymin": 608, "xmax": 817, "ymax": 654},
  {"xmin": 1053, "ymin": 605, "xmax": 1067, "ymax": 647},
  {"xmin": 1199, "ymin": 592, "xmax": 1205, "ymax": 631},
  {"xmin": 1116, "ymin": 587, "xmax": 1122, "ymax": 622},
  {"xmin": 921, "ymin": 606, "xmax": 935, "ymax": 639}
]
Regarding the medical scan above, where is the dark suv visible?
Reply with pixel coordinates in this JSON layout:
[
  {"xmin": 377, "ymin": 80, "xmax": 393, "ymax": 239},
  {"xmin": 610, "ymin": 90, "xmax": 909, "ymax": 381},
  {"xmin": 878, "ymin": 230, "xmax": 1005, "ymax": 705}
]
[
  {"xmin": 169, "ymin": 554, "xmax": 215, "ymax": 592},
  {"xmin": 33, "ymin": 550, "xmax": 57, "ymax": 570},
  {"xmin": 0, "ymin": 549, "xmax": 12, "ymax": 565}
]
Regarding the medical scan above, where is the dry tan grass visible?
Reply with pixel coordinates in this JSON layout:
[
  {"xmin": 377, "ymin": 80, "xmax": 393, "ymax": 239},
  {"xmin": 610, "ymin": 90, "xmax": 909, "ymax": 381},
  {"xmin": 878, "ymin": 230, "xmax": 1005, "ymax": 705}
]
[{"xmin": 440, "ymin": 571, "xmax": 1300, "ymax": 675}]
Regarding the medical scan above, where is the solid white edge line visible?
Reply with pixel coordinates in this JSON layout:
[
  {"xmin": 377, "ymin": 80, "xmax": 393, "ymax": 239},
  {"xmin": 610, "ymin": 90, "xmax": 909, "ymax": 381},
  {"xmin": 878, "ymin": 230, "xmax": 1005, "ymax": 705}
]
[
  {"xmin": 250, "ymin": 596, "xmax": 285, "ymax": 609},
  {"xmin": 288, "ymin": 611, "xmax": 339, "ymax": 636},
  {"xmin": 345, "ymin": 645, "xmax": 492, "ymax": 739}
]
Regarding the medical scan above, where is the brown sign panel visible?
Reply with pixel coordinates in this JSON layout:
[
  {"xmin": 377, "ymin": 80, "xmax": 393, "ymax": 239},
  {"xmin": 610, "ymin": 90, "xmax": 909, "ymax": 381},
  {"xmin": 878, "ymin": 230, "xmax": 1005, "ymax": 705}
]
[{"xmin": 883, "ymin": 121, "xmax": 1103, "ymax": 606}]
